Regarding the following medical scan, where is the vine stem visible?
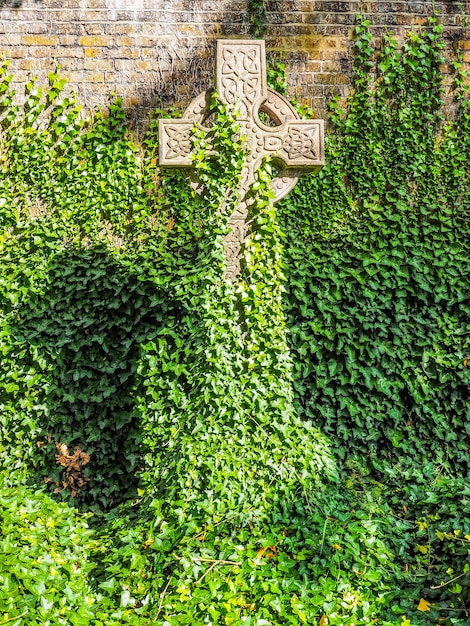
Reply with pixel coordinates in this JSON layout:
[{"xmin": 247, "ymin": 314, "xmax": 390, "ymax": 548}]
[
  {"xmin": 0, "ymin": 613, "xmax": 28, "ymax": 625},
  {"xmin": 155, "ymin": 578, "xmax": 172, "ymax": 620},
  {"xmin": 430, "ymin": 570, "xmax": 468, "ymax": 590},
  {"xmin": 193, "ymin": 559, "xmax": 240, "ymax": 584}
]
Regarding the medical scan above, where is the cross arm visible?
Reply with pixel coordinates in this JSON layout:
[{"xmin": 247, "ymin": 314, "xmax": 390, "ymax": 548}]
[
  {"xmin": 158, "ymin": 119, "xmax": 194, "ymax": 167},
  {"xmin": 261, "ymin": 119, "xmax": 324, "ymax": 173}
]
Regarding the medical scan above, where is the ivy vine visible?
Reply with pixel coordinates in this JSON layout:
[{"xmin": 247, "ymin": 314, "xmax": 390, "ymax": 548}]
[
  {"xmin": 1, "ymin": 16, "xmax": 470, "ymax": 624},
  {"xmin": 247, "ymin": 0, "xmax": 267, "ymax": 38},
  {"xmin": 279, "ymin": 17, "xmax": 470, "ymax": 474}
]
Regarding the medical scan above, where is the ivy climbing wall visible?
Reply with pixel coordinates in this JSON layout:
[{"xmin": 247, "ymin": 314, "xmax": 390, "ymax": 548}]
[
  {"xmin": 1, "ymin": 16, "xmax": 470, "ymax": 621},
  {"xmin": 0, "ymin": 0, "xmax": 468, "ymax": 122}
]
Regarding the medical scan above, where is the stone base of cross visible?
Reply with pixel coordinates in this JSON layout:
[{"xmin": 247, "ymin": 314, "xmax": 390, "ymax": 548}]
[{"xmin": 159, "ymin": 39, "xmax": 324, "ymax": 281}]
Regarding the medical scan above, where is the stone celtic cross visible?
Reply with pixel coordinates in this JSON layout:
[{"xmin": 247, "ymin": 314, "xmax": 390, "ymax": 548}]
[{"xmin": 159, "ymin": 39, "xmax": 324, "ymax": 280}]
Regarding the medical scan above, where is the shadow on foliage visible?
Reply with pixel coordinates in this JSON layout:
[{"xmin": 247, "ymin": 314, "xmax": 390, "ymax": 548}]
[{"xmin": 13, "ymin": 246, "xmax": 178, "ymax": 509}]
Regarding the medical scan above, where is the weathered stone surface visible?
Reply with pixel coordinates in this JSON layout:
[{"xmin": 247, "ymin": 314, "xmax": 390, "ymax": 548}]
[{"xmin": 159, "ymin": 39, "xmax": 324, "ymax": 280}]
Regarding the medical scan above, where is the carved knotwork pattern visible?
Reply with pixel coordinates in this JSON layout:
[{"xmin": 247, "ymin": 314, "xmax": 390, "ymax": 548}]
[
  {"xmin": 224, "ymin": 219, "xmax": 247, "ymax": 280},
  {"xmin": 221, "ymin": 47, "xmax": 262, "ymax": 118},
  {"xmin": 164, "ymin": 126, "xmax": 192, "ymax": 160},
  {"xmin": 284, "ymin": 127, "xmax": 319, "ymax": 161}
]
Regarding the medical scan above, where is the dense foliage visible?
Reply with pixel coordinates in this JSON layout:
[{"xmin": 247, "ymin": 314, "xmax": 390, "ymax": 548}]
[
  {"xmin": 0, "ymin": 18, "xmax": 469, "ymax": 625},
  {"xmin": 281, "ymin": 18, "xmax": 470, "ymax": 474},
  {"xmin": 0, "ymin": 480, "xmax": 96, "ymax": 624}
]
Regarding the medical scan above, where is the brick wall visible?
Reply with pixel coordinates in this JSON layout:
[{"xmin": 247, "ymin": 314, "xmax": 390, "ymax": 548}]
[{"xmin": 0, "ymin": 0, "xmax": 469, "ymax": 125}]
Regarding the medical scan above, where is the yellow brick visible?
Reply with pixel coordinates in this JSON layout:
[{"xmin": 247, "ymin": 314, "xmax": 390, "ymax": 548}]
[
  {"xmin": 108, "ymin": 24, "xmax": 135, "ymax": 35},
  {"xmin": 79, "ymin": 35, "xmax": 112, "ymax": 47},
  {"xmin": 135, "ymin": 60, "xmax": 154, "ymax": 71},
  {"xmin": 180, "ymin": 24, "xmax": 200, "ymax": 35},
  {"xmin": 110, "ymin": 47, "xmax": 140, "ymax": 59},
  {"xmin": 84, "ymin": 59, "xmax": 113, "ymax": 71},
  {"xmin": 116, "ymin": 36, "xmax": 133, "ymax": 47},
  {"xmin": 62, "ymin": 71, "xmax": 82, "ymax": 83},
  {"xmin": 58, "ymin": 47, "xmax": 84, "ymax": 59},
  {"xmin": 18, "ymin": 59, "xmax": 36, "ymax": 70},
  {"xmin": 82, "ymin": 84, "xmax": 111, "ymax": 96},
  {"xmin": 10, "ymin": 70, "xmax": 29, "ymax": 83},
  {"xmin": 30, "ymin": 46, "xmax": 56, "ymax": 58},
  {"xmin": 114, "ymin": 59, "xmax": 136, "ymax": 71},
  {"xmin": 141, "ymin": 47, "xmax": 163, "ymax": 58},
  {"xmin": 0, "ymin": 47, "xmax": 26, "ymax": 59},
  {"xmin": 315, "ymin": 37, "xmax": 348, "ymax": 51},
  {"xmin": 22, "ymin": 35, "xmax": 58, "ymax": 46},
  {"xmin": 131, "ymin": 36, "xmax": 159, "ymax": 47},
  {"xmin": 86, "ymin": 72, "xmax": 105, "ymax": 83},
  {"xmin": 84, "ymin": 47, "xmax": 100, "ymax": 58},
  {"xmin": 315, "ymin": 73, "xmax": 350, "ymax": 85}
]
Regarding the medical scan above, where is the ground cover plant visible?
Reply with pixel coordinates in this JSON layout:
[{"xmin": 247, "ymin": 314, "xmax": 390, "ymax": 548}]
[{"xmin": 0, "ymin": 16, "xmax": 469, "ymax": 625}]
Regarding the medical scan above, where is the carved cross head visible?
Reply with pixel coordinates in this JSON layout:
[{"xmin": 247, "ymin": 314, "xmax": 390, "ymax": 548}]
[{"xmin": 159, "ymin": 40, "xmax": 325, "ymax": 280}]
